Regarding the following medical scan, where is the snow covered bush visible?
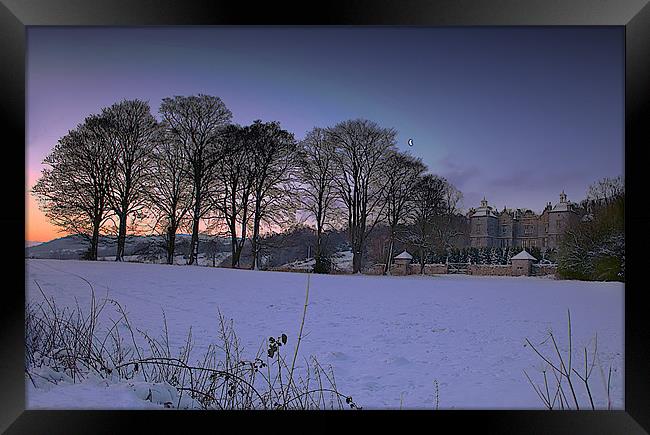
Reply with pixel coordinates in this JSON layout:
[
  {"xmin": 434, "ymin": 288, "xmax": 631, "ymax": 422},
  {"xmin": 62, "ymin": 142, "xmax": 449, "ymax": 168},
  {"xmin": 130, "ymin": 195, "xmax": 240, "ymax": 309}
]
[{"xmin": 557, "ymin": 194, "xmax": 624, "ymax": 282}]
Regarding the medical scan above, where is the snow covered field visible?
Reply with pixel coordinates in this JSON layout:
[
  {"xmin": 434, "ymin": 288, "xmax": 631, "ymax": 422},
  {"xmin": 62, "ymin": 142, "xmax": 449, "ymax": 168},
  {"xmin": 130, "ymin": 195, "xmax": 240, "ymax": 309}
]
[{"xmin": 25, "ymin": 259, "xmax": 624, "ymax": 409}]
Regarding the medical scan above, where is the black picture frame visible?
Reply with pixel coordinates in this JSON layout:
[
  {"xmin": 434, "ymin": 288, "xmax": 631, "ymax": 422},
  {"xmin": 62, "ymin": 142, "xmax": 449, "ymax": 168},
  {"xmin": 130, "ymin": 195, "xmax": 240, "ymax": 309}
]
[{"xmin": 3, "ymin": 0, "xmax": 649, "ymax": 433}]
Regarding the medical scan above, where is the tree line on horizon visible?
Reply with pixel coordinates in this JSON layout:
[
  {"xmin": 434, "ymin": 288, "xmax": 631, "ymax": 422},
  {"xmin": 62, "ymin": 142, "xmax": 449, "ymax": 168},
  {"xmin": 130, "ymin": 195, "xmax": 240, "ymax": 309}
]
[
  {"xmin": 32, "ymin": 95, "xmax": 624, "ymax": 281},
  {"xmin": 32, "ymin": 95, "xmax": 463, "ymax": 274}
]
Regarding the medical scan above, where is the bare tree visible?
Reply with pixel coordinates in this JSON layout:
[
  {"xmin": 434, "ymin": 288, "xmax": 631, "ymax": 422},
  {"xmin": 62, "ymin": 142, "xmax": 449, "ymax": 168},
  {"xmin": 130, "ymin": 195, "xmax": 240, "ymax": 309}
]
[
  {"xmin": 430, "ymin": 180, "xmax": 464, "ymax": 253},
  {"xmin": 207, "ymin": 124, "xmax": 256, "ymax": 268},
  {"xmin": 403, "ymin": 174, "xmax": 447, "ymax": 273},
  {"xmin": 586, "ymin": 176, "xmax": 624, "ymax": 208},
  {"xmin": 145, "ymin": 127, "xmax": 194, "ymax": 264},
  {"xmin": 382, "ymin": 150, "xmax": 426, "ymax": 274},
  {"xmin": 32, "ymin": 115, "xmax": 116, "ymax": 260},
  {"xmin": 247, "ymin": 120, "xmax": 297, "ymax": 270},
  {"xmin": 159, "ymin": 95, "xmax": 232, "ymax": 265},
  {"xmin": 328, "ymin": 119, "xmax": 396, "ymax": 273},
  {"xmin": 103, "ymin": 100, "xmax": 159, "ymax": 261},
  {"xmin": 296, "ymin": 127, "xmax": 340, "ymax": 272}
]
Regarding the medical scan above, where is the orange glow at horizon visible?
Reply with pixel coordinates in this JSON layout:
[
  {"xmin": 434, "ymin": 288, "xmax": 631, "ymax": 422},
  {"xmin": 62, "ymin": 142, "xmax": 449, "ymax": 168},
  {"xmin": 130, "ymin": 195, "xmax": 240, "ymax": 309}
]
[
  {"xmin": 27, "ymin": 193, "xmax": 67, "ymax": 243},
  {"xmin": 26, "ymin": 170, "xmax": 67, "ymax": 243},
  {"xmin": 27, "ymin": 169, "xmax": 297, "ymax": 243}
]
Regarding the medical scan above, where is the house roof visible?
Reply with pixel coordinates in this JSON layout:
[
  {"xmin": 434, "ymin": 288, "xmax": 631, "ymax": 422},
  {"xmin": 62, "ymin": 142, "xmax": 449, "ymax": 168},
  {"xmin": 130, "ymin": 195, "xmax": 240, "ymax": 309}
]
[
  {"xmin": 511, "ymin": 250, "xmax": 537, "ymax": 261},
  {"xmin": 551, "ymin": 202, "xmax": 574, "ymax": 212},
  {"xmin": 394, "ymin": 250, "xmax": 413, "ymax": 260},
  {"xmin": 550, "ymin": 190, "xmax": 577, "ymax": 213},
  {"xmin": 470, "ymin": 208, "xmax": 498, "ymax": 218}
]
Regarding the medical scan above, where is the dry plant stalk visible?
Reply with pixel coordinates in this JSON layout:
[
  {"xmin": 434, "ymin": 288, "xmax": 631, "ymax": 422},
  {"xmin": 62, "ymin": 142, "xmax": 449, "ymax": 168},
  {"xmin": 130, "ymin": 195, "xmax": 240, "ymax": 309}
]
[
  {"xmin": 523, "ymin": 309, "xmax": 613, "ymax": 410},
  {"xmin": 26, "ymin": 276, "xmax": 360, "ymax": 410}
]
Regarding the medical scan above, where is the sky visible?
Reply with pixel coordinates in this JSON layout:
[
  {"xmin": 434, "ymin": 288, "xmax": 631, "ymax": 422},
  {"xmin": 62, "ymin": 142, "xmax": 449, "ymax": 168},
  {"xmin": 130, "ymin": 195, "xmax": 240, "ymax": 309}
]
[{"xmin": 26, "ymin": 26, "xmax": 624, "ymax": 242}]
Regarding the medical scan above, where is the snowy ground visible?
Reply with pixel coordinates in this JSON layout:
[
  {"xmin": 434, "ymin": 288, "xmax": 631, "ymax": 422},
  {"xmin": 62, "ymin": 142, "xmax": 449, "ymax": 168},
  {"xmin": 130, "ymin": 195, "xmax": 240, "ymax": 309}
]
[{"xmin": 25, "ymin": 259, "xmax": 624, "ymax": 410}]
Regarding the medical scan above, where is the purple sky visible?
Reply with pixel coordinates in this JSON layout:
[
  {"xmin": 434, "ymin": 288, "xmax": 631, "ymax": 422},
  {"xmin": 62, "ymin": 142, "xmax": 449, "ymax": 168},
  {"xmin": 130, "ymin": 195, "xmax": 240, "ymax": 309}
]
[{"xmin": 27, "ymin": 26, "xmax": 623, "ymax": 240}]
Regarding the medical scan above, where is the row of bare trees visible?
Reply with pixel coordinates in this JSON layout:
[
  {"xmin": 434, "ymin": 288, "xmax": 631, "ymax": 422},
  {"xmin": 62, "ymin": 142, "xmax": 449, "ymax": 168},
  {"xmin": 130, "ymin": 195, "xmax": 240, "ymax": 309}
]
[{"xmin": 33, "ymin": 95, "xmax": 462, "ymax": 273}]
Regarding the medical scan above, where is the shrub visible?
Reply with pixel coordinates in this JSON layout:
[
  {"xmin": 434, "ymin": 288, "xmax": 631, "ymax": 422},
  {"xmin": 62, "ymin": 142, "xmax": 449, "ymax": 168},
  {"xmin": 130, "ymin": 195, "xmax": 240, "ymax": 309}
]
[
  {"xmin": 313, "ymin": 255, "xmax": 332, "ymax": 274},
  {"xmin": 557, "ymin": 195, "xmax": 623, "ymax": 282}
]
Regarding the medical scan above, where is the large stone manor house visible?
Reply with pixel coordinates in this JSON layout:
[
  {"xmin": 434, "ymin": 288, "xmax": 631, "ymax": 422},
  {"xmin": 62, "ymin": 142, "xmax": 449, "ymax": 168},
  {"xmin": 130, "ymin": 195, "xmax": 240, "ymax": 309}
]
[{"xmin": 467, "ymin": 191, "xmax": 583, "ymax": 250}]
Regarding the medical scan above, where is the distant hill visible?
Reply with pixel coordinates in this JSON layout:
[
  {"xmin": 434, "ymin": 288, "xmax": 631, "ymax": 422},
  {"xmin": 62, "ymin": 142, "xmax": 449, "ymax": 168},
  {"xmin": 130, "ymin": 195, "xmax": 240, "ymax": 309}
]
[
  {"xmin": 24, "ymin": 228, "xmax": 351, "ymax": 269},
  {"xmin": 25, "ymin": 234, "xmax": 227, "ymax": 261}
]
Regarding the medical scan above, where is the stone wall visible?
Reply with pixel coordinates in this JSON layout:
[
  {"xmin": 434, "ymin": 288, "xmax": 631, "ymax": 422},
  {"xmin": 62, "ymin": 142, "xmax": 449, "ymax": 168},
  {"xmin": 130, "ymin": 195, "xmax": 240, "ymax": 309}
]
[
  {"xmin": 273, "ymin": 261, "xmax": 556, "ymax": 278},
  {"xmin": 467, "ymin": 264, "xmax": 513, "ymax": 276},
  {"xmin": 423, "ymin": 264, "xmax": 448, "ymax": 275},
  {"xmin": 407, "ymin": 264, "xmax": 421, "ymax": 275},
  {"xmin": 391, "ymin": 263, "xmax": 408, "ymax": 276},
  {"xmin": 365, "ymin": 264, "xmax": 385, "ymax": 275},
  {"xmin": 364, "ymin": 263, "xmax": 449, "ymax": 276},
  {"xmin": 364, "ymin": 262, "xmax": 555, "ymax": 278},
  {"xmin": 532, "ymin": 264, "xmax": 558, "ymax": 277},
  {"xmin": 407, "ymin": 263, "xmax": 448, "ymax": 275}
]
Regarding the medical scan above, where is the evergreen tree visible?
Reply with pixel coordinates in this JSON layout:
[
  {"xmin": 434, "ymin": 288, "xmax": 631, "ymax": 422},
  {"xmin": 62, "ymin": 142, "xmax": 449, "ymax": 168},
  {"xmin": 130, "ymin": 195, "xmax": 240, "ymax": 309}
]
[
  {"xmin": 468, "ymin": 247, "xmax": 478, "ymax": 264},
  {"xmin": 490, "ymin": 247, "xmax": 500, "ymax": 265},
  {"xmin": 529, "ymin": 246, "xmax": 541, "ymax": 261},
  {"xmin": 479, "ymin": 247, "xmax": 489, "ymax": 264}
]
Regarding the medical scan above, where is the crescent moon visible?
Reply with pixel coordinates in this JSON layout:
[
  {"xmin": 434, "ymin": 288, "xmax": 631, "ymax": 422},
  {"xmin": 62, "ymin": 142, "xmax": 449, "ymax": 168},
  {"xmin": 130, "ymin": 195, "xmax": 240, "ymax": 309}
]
[{"xmin": 408, "ymin": 138, "xmax": 414, "ymax": 147}]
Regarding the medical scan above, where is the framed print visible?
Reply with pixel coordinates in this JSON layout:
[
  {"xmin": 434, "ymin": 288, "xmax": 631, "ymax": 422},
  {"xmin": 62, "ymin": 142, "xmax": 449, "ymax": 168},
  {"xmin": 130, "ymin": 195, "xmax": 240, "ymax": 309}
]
[{"xmin": 2, "ymin": 0, "xmax": 649, "ymax": 433}]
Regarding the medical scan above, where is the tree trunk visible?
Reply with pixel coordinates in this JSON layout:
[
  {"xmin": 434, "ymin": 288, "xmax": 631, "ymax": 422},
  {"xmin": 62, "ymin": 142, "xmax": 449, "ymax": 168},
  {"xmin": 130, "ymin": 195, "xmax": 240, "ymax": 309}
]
[
  {"xmin": 166, "ymin": 226, "xmax": 176, "ymax": 265},
  {"xmin": 250, "ymin": 219, "xmax": 260, "ymax": 270},
  {"xmin": 352, "ymin": 248, "xmax": 362, "ymax": 274},
  {"xmin": 315, "ymin": 227, "xmax": 322, "ymax": 266},
  {"xmin": 233, "ymin": 203, "xmax": 249, "ymax": 268},
  {"xmin": 115, "ymin": 211, "xmax": 127, "ymax": 261},
  {"xmin": 232, "ymin": 241, "xmax": 243, "ymax": 268},
  {"xmin": 230, "ymin": 233, "xmax": 238, "ymax": 268},
  {"xmin": 383, "ymin": 229, "xmax": 395, "ymax": 275},
  {"xmin": 188, "ymin": 216, "xmax": 200, "ymax": 265},
  {"xmin": 228, "ymin": 216, "xmax": 238, "ymax": 268},
  {"xmin": 90, "ymin": 219, "xmax": 100, "ymax": 261},
  {"xmin": 188, "ymin": 193, "xmax": 201, "ymax": 265}
]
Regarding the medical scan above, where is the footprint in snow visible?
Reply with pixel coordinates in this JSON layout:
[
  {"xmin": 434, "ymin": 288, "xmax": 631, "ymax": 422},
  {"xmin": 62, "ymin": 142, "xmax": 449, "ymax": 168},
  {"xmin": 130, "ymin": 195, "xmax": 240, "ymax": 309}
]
[
  {"xmin": 385, "ymin": 356, "xmax": 410, "ymax": 366},
  {"xmin": 330, "ymin": 351, "xmax": 349, "ymax": 360}
]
